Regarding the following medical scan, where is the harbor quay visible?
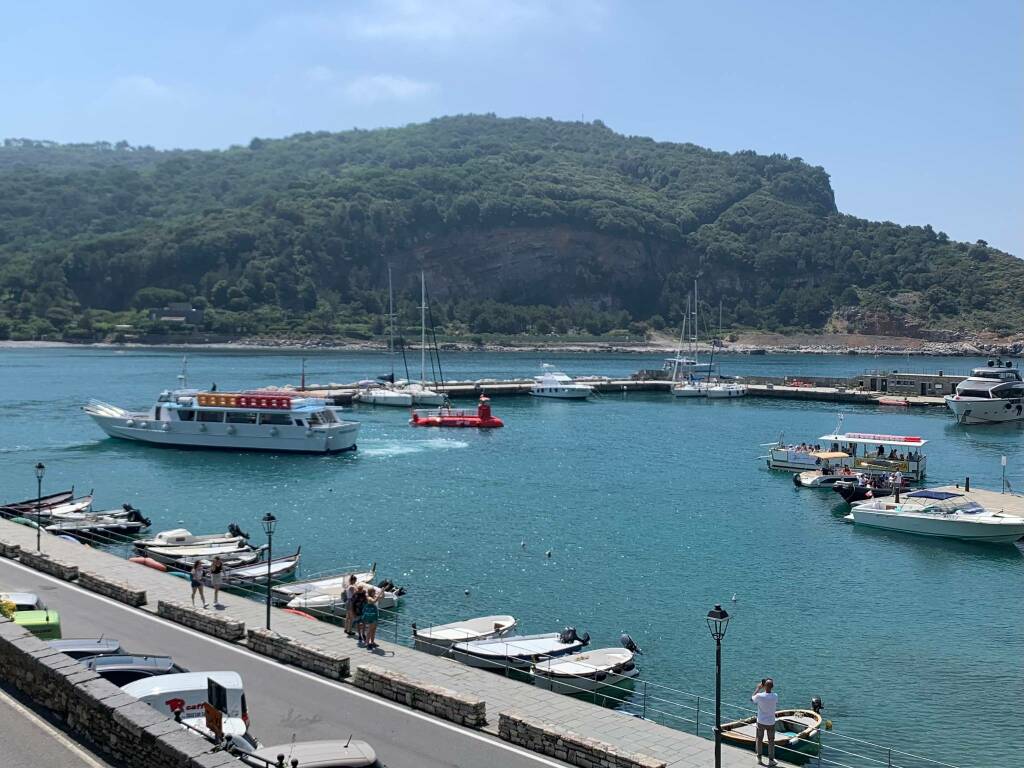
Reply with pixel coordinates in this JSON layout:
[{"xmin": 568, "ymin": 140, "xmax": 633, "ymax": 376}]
[{"xmin": 0, "ymin": 517, "xmax": 758, "ymax": 768}]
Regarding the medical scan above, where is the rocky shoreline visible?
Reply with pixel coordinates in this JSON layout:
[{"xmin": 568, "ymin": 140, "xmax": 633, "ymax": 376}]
[{"xmin": 2, "ymin": 336, "xmax": 1022, "ymax": 357}]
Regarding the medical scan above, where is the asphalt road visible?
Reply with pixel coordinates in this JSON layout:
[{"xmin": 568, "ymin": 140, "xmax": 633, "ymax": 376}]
[
  {"xmin": 0, "ymin": 683, "xmax": 116, "ymax": 768},
  {"xmin": 0, "ymin": 558, "xmax": 564, "ymax": 768}
]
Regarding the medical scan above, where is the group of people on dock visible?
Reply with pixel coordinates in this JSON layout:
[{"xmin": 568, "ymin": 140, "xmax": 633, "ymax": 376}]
[{"xmin": 342, "ymin": 575, "xmax": 386, "ymax": 650}]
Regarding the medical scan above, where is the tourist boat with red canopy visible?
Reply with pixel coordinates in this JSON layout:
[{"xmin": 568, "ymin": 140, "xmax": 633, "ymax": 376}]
[
  {"xmin": 409, "ymin": 396, "xmax": 504, "ymax": 429},
  {"xmin": 85, "ymin": 380, "xmax": 359, "ymax": 454}
]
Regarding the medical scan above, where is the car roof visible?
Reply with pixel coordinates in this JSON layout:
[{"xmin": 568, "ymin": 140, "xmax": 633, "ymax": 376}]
[
  {"xmin": 86, "ymin": 654, "xmax": 178, "ymax": 671},
  {"xmin": 48, "ymin": 638, "xmax": 120, "ymax": 653},
  {"xmin": 121, "ymin": 671, "xmax": 243, "ymax": 696},
  {"xmin": 0, "ymin": 592, "xmax": 39, "ymax": 605},
  {"xmin": 252, "ymin": 740, "xmax": 377, "ymax": 768}
]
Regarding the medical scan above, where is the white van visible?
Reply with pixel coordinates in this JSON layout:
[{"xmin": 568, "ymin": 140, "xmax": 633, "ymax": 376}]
[{"xmin": 121, "ymin": 671, "xmax": 249, "ymax": 736}]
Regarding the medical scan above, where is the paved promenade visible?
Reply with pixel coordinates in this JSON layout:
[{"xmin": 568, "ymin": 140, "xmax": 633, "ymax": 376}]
[{"xmin": 0, "ymin": 519, "xmax": 755, "ymax": 768}]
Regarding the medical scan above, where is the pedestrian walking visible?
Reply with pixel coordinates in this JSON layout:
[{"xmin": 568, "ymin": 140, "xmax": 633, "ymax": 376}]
[
  {"xmin": 752, "ymin": 678, "xmax": 779, "ymax": 766},
  {"xmin": 210, "ymin": 556, "xmax": 224, "ymax": 608},
  {"xmin": 190, "ymin": 560, "xmax": 208, "ymax": 609},
  {"xmin": 363, "ymin": 587, "xmax": 384, "ymax": 650},
  {"xmin": 343, "ymin": 575, "xmax": 358, "ymax": 637},
  {"xmin": 350, "ymin": 584, "xmax": 368, "ymax": 645}
]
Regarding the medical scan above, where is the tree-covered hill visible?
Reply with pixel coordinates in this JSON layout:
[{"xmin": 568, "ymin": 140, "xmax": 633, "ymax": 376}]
[{"xmin": 0, "ymin": 115, "xmax": 1020, "ymax": 342}]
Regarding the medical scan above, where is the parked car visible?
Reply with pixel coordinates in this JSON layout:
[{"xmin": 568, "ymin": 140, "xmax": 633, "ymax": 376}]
[
  {"xmin": 122, "ymin": 671, "xmax": 249, "ymax": 737},
  {"xmin": 0, "ymin": 591, "xmax": 45, "ymax": 611},
  {"xmin": 231, "ymin": 737, "xmax": 378, "ymax": 768},
  {"xmin": 48, "ymin": 638, "xmax": 122, "ymax": 659},
  {"xmin": 81, "ymin": 654, "xmax": 187, "ymax": 686}
]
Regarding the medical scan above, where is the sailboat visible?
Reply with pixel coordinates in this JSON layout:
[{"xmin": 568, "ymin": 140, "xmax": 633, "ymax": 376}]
[
  {"xmin": 356, "ymin": 267, "xmax": 413, "ymax": 407},
  {"xmin": 672, "ymin": 285, "xmax": 711, "ymax": 398},
  {"xmin": 705, "ymin": 298, "xmax": 747, "ymax": 398},
  {"xmin": 396, "ymin": 272, "xmax": 445, "ymax": 405}
]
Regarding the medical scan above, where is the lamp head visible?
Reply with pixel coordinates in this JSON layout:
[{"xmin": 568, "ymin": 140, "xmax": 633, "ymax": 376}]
[
  {"xmin": 261, "ymin": 512, "xmax": 277, "ymax": 536},
  {"xmin": 706, "ymin": 603, "xmax": 730, "ymax": 640},
  {"xmin": 35, "ymin": 462, "xmax": 45, "ymax": 480}
]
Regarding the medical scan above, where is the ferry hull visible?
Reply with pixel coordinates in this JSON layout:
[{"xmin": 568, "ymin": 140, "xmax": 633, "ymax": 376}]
[
  {"xmin": 88, "ymin": 414, "xmax": 358, "ymax": 454},
  {"xmin": 945, "ymin": 396, "xmax": 1024, "ymax": 424}
]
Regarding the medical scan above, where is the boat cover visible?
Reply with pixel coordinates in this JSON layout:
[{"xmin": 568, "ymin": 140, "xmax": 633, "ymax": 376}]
[{"xmin": 907, "ymin": 490, "xmax": 962, "ymax": 500}]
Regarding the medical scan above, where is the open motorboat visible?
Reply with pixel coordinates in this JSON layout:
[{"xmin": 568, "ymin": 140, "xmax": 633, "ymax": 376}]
[
  {"xmin": 530, "ymin": 365, "xmax": 592, "ymax": 399},
  {"xmin": 410, "ymin": 396, "xmax": 504, "ymax": 428},
  {"xmin": 1, "ymin": 488, "xmax": 76, "ymax": 514},
  {"xmin": 133, "ymin": 524, "xmax": 250, "ymax": 551},
  {"xmin": 451, "ymin": 628, "xmax": 590, "ymax": 670},
  {"xmin": 286, "ymin": 578, "xmax": 404, "ymax": 613},
  {"xmin": 532, "ymin": 635, "xmax": 641, "ymax": 694},
  {"xmin": 832, "ymin": 474, "xmax": 904, "ymax": 504},
  {"xmin": 178, "ymin": 549, "xmax": 302, "ymax": 585},
  {"xmin": 5, "ymin": 494, "xmax": 95, "ymax": 521},
  {"xmin": 793, "ymin": 466, "xmax": 862, "ymax": 489},
  {"xmin": 140, "ymin": 540, "xmax": 261, "ymax": 565},
  {"xmin": 848, "ymin": 490, "xmax": 1024, "ymax": 544},
  {"xmin": 412, "ymin": 615, "xmax": 517, "ymax": 655},
  {"xmin": 721, "ymin": 707, "xmax": 823, "ymax": 764},
  {"xmin": 45, "ymin": 506, "xmax": 151, "ymax": 535},
  {"xmin": 270, "ymin": 567, "xmax": 376, "ymax": 605},
  {"xmin": 945, "ymin": 359, "xmax": 1024, "ymax": 424}
]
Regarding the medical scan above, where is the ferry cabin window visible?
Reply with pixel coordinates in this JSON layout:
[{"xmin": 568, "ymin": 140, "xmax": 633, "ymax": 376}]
[
  {"xmin": 198, "ymin": 410, "xmax": 225, "ymax": 422},
  {"xmin": 178, "ymin": 409, "xmax": 195, "ymax": 421},
  {"xmin": 226, "ymin": 411, "xmax": 258, "ymax": 424},
  {"xmin": 294, "ymin": 419, "xmax": 304, "ymax": 427},
  {"xmin": 258, "ymin": 413, "xmax": 293, "ymax": 426}
]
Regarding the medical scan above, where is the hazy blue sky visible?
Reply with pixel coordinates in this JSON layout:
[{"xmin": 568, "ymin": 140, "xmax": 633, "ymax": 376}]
[{"xmin": 2, "ymin": 1, "xmax": 1021, "ymax": 254}]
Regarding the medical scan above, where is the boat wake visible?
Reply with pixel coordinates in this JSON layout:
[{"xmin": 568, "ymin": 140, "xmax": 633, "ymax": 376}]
[{"xmin": 361, "ymin": 437, "xmax": 469, "ymax": 458}]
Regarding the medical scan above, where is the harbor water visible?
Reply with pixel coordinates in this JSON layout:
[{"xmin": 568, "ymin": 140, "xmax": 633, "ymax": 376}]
[{"xmin": 1, "ymin": 347, "xmax": 1022, "ymax": 766}]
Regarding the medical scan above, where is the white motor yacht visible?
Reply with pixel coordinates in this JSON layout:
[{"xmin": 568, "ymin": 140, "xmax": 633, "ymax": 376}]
[
  {"xmin": 85, "ymin": 389, "xmax": 359, "ymax": 454},
  {"xmin": 944, "ymin": 360, "xmax": 1024, "ymax": 424},
  {"xmin": 530, "ymin": 365, "xmax": 593, "ymax": 399},
  {"xmin": 848, "ymin": 490, "xmax": 1024, "ymax": 544}
]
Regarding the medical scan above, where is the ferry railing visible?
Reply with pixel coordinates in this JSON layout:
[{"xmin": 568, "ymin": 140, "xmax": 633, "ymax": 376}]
[{"xmin": 68, "ymin": 528, "xmax": 964, "ymax": 768}]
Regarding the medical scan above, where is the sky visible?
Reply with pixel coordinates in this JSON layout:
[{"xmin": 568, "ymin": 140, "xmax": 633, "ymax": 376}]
[{"xmin": 1, "ymin": 1, "xmax": 1021, "ymax": 255}]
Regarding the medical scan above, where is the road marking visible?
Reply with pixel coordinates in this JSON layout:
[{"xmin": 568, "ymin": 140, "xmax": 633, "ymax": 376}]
[
  {"xmin": 0, "ymin": 685, "xmax": 108, "ymax": 768},
  {"xmin": 1, "ymin": 558, "xmax": 567, "ymax": 767}
]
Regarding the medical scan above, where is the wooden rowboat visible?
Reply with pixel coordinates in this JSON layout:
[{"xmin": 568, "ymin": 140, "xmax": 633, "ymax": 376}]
[{"xmin": 720, "ymin": 708, "xmax": 822, "ymax": 764}]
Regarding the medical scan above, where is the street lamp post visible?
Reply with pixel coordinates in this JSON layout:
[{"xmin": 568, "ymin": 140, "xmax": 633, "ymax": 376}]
[
  {"xmin": 260, "ymin": 513, "xmax": 277, "ymax": 630},
  {"xmin": 34, "ymin": 463, "xmax": 45, "ymax": 551},
  {"xmin": 706, "ymin": 603, "xmax": 731, "ymax": 768}
]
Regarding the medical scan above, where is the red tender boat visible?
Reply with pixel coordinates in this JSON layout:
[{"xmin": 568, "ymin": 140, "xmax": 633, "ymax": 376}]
[{"xmin": 410, "ymin": 396, "xmax": 504, "ymax": 428}]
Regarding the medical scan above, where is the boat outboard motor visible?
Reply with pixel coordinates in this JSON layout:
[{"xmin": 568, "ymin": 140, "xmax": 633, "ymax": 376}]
[
  {"xmin": 559, "ymin": 627, "xmax": 581, "ymax": 644},
  {"xmin": 227, "ymin": 523, "xmax": 250, "ymax": 540},
  {"xmin": 811, "ymin": 696, "xmax": 824, "ymax": 714},
  {"xmin": 620, "ymin": 633, "xmax": 643, "ymax": 655}
]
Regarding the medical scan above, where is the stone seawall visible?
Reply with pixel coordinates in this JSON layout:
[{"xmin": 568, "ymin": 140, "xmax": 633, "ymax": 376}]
[
  {"xmin": 0, "ymin": 617, "xmax": 233, "ymax": 768},
  {"xmin": 354, "ymin": 663, "xmax": 486, "ymax": 728},
  {"xmin": 499, "ymin": 711, "xmax": 667, "ymax": 768},
  {"xmin": 79, "ymin": 570, "xmax": 148, "ymax": 606},
  {"xmin": 0, "ymin": 537, "xmax": 20, "ymax": 558},
  {"xmin": 17, "ymin": 548, "xmax": 80, "ymax": 580},
  {"xmin": 247, "ymin": 628, "xmax": 349, "ymax": 679},
  {"xmin": 157, "ymin": 600, "xmax": 245, "ymax": 641}
]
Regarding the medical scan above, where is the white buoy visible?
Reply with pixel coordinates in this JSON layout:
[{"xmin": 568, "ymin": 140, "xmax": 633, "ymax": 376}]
[
  {"xmin": 545, "ymin": 550, "xmax": 552, "ymax": 558},
  {"xmin": 521, "ymin": 540, "xmax": 526, "ymax": 548},
  {"xmin": 464, "ymin": 589, "xmax": 470, "ymax": 596},
  {"xmin": 731, "ymin": 593, "xmax": 737, "ymax": 602}
]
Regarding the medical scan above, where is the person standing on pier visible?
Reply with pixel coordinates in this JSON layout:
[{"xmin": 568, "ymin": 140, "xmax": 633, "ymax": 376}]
[
  {"xmin": 343, "ymin": 575, "xmax": 358, "ymax": 637},
  {"xmin": 752, "ymin": 677, "xmax": 778, "ymax": 766},
  {"xmin": 210, "ymin": 556, "xmax": 224, "ymax": 608},
  {"xmin": 350, "ymin": 584, "xmax": 368, "ymax": 645},
  {"xmin": 362, "ymin": 587, "xmax": 383, "ymax": 650},
  {"xmin": 190, "ymin": 560, "xmax": 208, "ymax": 609}
]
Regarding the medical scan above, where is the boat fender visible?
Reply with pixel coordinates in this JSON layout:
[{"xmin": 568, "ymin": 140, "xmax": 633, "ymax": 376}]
[
  {"xmin": 305, "ymin": 429, "xmax": 314, "ymax": 437},
  {"xmin": 139, "ymin": 421, "xmax": 148, "ymax": 429},
  {"xmin": 594, "ymin": 670, "xmax": 608, "ymax": 681},
  {"xmin": 161, "ymin": 423, "xmax": 170, "ymax": 431},
  {"xmin": 621, "ymin": 660, "xmax": 636, "ymax": 672},
  {"xmin": 227, "ymin": 425, "xmax": 236, "ymax": 435},
  {"xmin": 126, "ymin": 419, "xmax": 134, "ymax": 427}
]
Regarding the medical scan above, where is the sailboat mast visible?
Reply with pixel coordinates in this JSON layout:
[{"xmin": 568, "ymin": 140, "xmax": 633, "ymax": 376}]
[
  {"xmin": 387, "ymin": 266, "xmax": 395, "ymax": 377},
  {"xmin": 692, "ymin": 279, "xmax": 699, "ymax": 366},
  {"xmin": 420, "ymin": 271, "xmax": 427, "ymax": 384}
]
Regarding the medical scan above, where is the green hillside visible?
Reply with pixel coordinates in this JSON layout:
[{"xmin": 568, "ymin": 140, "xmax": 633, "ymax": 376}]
[{"xmin": 0, "ymin": 115, "xmax": 1020, "ymax": 342}]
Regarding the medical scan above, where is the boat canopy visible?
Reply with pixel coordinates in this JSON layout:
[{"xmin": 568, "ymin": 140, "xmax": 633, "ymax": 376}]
[
  {"xmin": 819, "ymin": 432, "xmax": 928, "ymax": 447},
  {"xmin": 810, "ymin": 451, "xmax": 848, "ymax": 460},
  {"xmin": 918, "ymin": 498, "xmax": 986, "ymax": 515},
  {"xmin": 907, "ymin": 490, "xmax": 961, "ymax": 501}
]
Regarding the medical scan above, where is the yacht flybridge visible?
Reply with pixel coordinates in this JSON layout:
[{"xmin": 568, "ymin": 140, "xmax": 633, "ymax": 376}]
[
  {"xmin": 944, "ymin": 359, "xmax": 1024, "ymax": 424},
  {"xmin": 85, "ymin": 389, "xmax": 359, "ymax": 454}
]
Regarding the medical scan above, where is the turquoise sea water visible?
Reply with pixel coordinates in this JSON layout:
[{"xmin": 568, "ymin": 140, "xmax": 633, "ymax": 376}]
[{"xmin": 1, "ymin": 347, "xmax": 1022, "ymax": 767}]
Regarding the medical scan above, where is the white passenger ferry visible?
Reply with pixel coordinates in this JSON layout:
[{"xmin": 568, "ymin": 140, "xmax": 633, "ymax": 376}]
[
  {"xmin": 944, "ymin": 360, "xmax": 1024, "ymax": 424},
  {"xmin": 84, "ymin": 389, "xmax": 359, "ymax": 454},
  {"xmin": 766, "ymin": 430, "xmax": 928, "ymax": 482}
]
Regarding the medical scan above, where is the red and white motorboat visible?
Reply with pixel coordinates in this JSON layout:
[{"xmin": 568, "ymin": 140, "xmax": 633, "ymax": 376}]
[{"xmin": 410, "ymin": 396, "xmax": 504, "ymax": 428}]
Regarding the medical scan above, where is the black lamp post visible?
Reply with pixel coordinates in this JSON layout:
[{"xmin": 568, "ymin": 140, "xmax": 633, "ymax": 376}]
[
  {"xmin": 260, "ymin": 513, "xmax": 277, "ymax": 630},
  {"xmin": 34, "ymin": 463, "xmax": 45, "ymax": 551},
  {"xmin": 706, "ymin": 603, "xmax": 730, "ymax": 768}
]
